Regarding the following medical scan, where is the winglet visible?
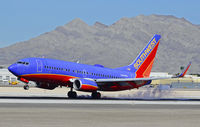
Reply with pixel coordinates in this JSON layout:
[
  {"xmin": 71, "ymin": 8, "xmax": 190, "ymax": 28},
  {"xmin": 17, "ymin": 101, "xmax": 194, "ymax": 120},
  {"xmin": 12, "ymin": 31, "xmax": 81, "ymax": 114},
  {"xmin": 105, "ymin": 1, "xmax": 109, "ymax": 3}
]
[{"xmin": 177, "ymin": 62, "xmax": 192, "ymax": 78}]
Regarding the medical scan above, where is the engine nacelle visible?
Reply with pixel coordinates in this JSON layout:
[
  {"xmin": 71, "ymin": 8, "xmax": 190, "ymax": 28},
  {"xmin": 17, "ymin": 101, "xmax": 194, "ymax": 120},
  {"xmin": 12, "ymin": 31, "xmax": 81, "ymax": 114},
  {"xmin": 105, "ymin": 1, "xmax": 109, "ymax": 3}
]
[
  {"xmin": 36, "ymin": 82, "xmax": 57, "ymax": 90},
  {"xmin": 73, "ymin": 78, "xmax": 98, "ymax": 92}
]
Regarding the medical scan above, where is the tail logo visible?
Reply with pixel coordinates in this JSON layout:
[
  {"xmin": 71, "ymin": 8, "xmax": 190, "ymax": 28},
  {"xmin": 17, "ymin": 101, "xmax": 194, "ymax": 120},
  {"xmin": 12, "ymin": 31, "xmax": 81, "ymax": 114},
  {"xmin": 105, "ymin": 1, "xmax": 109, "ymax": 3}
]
[{"xmin": 133, "ymin": 38, "xmax": 157, "ymax": 69}]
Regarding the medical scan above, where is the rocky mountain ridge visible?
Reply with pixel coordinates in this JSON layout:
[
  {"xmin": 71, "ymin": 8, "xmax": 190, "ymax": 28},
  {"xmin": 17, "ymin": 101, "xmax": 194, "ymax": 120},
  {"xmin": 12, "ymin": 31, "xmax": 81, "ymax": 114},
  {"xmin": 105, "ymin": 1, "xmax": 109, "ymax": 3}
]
[{"xmin": 0, "ymin": 14, "xmax": 199, "ymax": 73}]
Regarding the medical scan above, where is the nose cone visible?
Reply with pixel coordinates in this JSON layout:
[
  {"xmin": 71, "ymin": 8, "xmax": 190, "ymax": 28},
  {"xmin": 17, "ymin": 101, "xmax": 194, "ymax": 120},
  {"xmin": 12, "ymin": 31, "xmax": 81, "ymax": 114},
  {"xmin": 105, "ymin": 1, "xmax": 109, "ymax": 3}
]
[{"xmin": 8, "ymin": 64, "xmax": 19, "ymax": 76}]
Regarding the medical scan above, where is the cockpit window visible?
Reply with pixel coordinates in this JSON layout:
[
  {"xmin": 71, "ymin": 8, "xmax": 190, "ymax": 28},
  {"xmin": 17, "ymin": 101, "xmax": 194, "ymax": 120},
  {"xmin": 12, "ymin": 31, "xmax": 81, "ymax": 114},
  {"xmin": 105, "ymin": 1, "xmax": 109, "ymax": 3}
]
[
  {"xmin": 17, "ymin": 61, "xmax": 23, "ymax": 64},
  {"xmin": 17, "ymin": 61, "xmax": 29, "ymax": 65}
]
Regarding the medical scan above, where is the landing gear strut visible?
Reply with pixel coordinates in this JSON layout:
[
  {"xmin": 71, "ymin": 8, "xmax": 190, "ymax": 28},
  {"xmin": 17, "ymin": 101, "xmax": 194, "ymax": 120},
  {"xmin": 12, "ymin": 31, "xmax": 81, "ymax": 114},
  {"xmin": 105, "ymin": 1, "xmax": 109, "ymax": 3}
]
[
  {"xmin": 23, "ymin": 84, "xmax": 29, "ymax": 90},
  {"xmin": 67, "ymin": 87, "xmax": 77, "ymax": 98},
  {"xmin": 91, "ymin": 91, "xmax": 101, "ymax": 99}
]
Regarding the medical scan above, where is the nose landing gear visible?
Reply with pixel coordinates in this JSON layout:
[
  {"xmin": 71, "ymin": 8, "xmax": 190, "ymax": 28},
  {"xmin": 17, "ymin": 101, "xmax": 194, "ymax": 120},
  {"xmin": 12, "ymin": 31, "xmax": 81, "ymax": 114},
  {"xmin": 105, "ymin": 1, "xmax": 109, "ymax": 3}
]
[{"xmin": 23, "ymin": 84, "xmax": 29, "ymax": 90}]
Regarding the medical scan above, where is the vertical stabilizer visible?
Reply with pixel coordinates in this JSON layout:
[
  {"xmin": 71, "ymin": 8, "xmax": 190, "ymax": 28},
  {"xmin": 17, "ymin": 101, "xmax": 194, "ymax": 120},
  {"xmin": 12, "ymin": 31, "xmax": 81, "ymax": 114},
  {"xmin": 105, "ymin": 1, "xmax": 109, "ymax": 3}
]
[
  {"xmin": 116, "ymin": 34, "xmax": 161, "ymax": 78},
  {"xmin": 177, "ymin": 62, "xmax": 192, "ymax": 78}
]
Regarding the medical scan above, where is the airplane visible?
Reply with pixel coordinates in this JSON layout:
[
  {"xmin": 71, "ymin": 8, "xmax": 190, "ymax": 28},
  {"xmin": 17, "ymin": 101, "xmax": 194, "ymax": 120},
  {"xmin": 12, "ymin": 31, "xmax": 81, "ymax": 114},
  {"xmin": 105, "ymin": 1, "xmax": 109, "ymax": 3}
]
[
  {"xmin": 176, "ymin": 62, "xmax": 192, "ymax": 78},
  {"xmin": 7, "ymin": 34, "xmax": 190, "ymax": 99}
]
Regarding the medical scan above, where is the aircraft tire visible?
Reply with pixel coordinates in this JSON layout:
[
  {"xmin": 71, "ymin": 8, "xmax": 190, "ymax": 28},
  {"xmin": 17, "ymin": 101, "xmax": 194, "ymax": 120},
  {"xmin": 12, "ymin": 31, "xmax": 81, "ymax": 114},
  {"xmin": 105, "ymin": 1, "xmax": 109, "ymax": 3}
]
[
  {"xmin": 23, "ymin": 85, "xmax": 29, "ymax": 90},
  {"xmin": 68, "ymin": 91, "xmax": 77, "ymax": 98},
  {"xmin": 91, "ymin": 92, "xmax": 101, "ymax": 99}
]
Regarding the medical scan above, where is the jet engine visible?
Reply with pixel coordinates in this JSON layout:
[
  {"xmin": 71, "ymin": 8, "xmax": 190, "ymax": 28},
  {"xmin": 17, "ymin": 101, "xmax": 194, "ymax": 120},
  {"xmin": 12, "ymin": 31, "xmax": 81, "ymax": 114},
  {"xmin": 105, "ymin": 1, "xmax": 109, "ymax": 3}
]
[{"xmin": 73, "ymin": 78, "xmax": 98, "ymax": 92}]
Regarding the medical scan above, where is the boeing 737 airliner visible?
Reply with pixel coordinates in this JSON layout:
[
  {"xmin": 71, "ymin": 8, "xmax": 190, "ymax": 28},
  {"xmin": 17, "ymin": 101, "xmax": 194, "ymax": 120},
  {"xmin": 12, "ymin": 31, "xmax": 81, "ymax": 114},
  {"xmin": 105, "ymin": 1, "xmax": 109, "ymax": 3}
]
[{"xmin": 8, "ymin": 34, "xmax": 189, "ymax": 99}]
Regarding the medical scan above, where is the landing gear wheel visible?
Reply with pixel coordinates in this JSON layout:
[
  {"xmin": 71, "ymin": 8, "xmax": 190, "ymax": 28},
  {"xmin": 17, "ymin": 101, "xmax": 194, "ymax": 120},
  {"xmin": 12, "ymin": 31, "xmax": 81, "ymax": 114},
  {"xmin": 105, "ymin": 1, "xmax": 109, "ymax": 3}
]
[
  {"xmin": 23, "ymin": 85, "xmax": 29, "ymax": 90},
  {"xmin": 91, "ymin": 92, "xmax": 101, "ymax": 99},
  {"xmin": 68, "ymin": 91, "xmax": 77, "ymax": 99}
]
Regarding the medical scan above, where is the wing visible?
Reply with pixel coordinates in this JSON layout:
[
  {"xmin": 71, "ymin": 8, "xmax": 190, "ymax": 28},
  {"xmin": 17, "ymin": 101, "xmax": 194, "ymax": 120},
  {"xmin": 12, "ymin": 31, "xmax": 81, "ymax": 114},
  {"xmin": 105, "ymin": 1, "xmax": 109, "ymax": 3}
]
[
  {"xmin": 94, "ymin": 77, "xmax": 170, "ymax": 83},
  {"xmin": 93, "ymin": 77, "xmax": 170, "ymax": 91}
]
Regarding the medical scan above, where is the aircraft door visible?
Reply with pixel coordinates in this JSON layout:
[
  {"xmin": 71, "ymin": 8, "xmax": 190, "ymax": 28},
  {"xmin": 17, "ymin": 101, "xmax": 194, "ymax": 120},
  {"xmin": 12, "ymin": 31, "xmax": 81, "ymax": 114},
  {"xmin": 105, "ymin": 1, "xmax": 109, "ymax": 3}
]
[{"xmin": 36, "ymin": 59, "xmax": 43, "ymax": 72}]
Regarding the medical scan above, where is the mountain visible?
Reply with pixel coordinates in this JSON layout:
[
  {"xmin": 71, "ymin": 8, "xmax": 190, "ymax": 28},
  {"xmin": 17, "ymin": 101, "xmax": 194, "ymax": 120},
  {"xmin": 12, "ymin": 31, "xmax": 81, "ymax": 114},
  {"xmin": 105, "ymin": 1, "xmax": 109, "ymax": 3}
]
[{"xmin": 0, "ymin": 15, "xmax": 199, "ymax": 73}]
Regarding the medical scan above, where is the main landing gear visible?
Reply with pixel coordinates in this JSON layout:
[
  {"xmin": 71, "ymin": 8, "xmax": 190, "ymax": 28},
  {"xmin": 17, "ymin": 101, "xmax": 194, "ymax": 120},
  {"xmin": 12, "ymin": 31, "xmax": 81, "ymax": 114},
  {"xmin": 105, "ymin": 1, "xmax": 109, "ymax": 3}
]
[
  {"xmin": 68, "ymin": 91, "xmax": 77, "ymax": 98},
  {"xmin": 91, "ymin": 91, "xmax": 101, "ymax": 99},
  {"xmin": 67, "ymin": 87, "xmax": 77, "ymax": 99},
  {"xmin": 23, "ymin": 84, "xmax": 29, "ymax": 90},
  {"xmin": 67, "ymin": 87, "xmax": 101, "ymax": 99}
]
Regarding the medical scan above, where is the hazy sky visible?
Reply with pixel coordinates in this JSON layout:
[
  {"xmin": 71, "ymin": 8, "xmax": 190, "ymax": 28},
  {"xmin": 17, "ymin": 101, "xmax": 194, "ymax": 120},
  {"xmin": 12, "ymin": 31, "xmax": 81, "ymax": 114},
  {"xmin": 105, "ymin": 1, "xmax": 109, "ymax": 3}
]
[{"xmin": 0, "ymin": 0, "xmax": 199, "ymax": 48}]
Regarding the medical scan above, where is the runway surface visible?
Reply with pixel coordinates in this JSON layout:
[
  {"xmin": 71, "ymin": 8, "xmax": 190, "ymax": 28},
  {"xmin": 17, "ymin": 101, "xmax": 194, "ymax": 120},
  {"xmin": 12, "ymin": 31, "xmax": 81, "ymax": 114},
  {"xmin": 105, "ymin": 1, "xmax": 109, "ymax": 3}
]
[
  {"xmin": 1, "ymin": 96, "xmax": 200, "ymax": 105},
  {"xmin": 0, "ymin": 87, "xmax": 200, "ymax": 127},
  {"xmin": 0, "ymin": 96, "xmax": 200, "ymax": 127}
]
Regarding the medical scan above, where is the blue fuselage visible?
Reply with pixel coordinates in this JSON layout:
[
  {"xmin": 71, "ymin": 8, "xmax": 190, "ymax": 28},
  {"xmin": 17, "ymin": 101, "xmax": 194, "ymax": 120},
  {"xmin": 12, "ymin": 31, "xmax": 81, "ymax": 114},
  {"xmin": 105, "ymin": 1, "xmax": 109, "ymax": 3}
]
[{"xmin": 9, "ymin": 57, "xmax": 135, "ymax": 82}]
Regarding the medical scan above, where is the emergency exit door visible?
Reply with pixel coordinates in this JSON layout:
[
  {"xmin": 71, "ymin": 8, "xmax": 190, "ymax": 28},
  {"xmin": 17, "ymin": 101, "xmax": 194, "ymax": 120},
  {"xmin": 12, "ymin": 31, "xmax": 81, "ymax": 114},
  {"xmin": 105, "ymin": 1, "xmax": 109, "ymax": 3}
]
[{"xmin": 36, "ymin": 59, "xmax": 42, "ymax": 72}]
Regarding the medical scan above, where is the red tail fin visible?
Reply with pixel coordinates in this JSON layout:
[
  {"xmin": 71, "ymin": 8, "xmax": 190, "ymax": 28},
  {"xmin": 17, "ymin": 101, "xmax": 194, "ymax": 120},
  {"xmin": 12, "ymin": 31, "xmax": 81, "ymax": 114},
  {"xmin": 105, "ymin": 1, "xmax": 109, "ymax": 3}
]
[
  {"xmin": 115, "ymin": 34, "xmax": 161, "ymax": 78},
  {"xmin": 177, "ymin": 62, "xmax": 191, "ymax": 78},
  {"xmin": 134, "ymin": 34, "xmax": 161, "ymax": 78}
]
